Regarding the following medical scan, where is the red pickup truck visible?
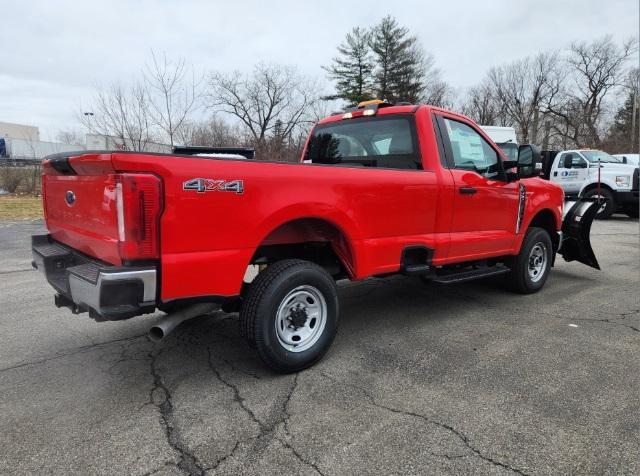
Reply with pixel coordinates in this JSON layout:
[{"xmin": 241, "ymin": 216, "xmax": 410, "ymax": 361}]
[{"xmin": 32, "ymin": 101, "xmax": 599, "ymax": 372}]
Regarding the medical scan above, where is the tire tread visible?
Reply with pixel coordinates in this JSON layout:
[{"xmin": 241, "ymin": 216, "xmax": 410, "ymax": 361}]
[
  {"xmin": 506, "ymin": 227, "xmax": 552, "ymax": 294},
  {"xmin": 240, "ymin": 259, "xmax": 338, "ymax": 373}
]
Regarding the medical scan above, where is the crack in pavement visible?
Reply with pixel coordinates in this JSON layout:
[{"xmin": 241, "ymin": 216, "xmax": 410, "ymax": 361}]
[
  {"xmin": 0, "ymin": 333, "xmax": 147, "ymax": 373},
  {"xmin": 320, "ymin": 371, "xmax": 528, "ymax": 475},
  {"xmin": 273, "ymin": 373, "xmax": 326, "ymax": 475},
  {"xmin": 203, "ymin": 439, "xmax": 244, "ymax": 473},
  {"xmin": 0, "ymin": 268, "xmax": 33, "ymax": 275},
  {"xmin": 148, "ymin": 344, "xmax": 206, "ymax": 476},
  {"xmin": 556, "ymin": 309, "xmax": 640, "ymax": 334},
  {"xmin": 206, "ymin": 345, "xmax": 262, "ymax": 380},
  {"xmin": 571, "ymin": 317, "xmax": 639, "ymax": 333},
  {"xmin": 204, "ymin": 349, "xmax": 325, "ymax": 475},
  {"xmin": 141, "ymin": 461, "xmax": 180, "ymax": 476}
]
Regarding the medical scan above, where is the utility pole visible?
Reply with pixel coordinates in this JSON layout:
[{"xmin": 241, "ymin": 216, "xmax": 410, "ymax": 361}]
[
  {"xmin": 632, "ymin": 89, "xmax": 638, "ymax": 151},
  {"xmin": 531, "ymin": 108, "xmax": 540, "ymax": 145}
]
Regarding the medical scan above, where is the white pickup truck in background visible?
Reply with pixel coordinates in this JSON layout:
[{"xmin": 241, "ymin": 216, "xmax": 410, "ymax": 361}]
[
  {"xmin": 549, "ymin": 149, "xmax": 639, "ymax": 219},
  {"xmin": 478, "ymin": 127, "xmax": 638, "ymax": 220},
  {"xmin": 613, "ymin": 153, "xmax": 640, "ymax": 167}
]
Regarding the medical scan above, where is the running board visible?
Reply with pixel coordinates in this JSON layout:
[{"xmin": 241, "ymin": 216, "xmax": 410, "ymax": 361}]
[{"xmin": 431, "ymin": 265, "xmax": 510, "ymax": 285}]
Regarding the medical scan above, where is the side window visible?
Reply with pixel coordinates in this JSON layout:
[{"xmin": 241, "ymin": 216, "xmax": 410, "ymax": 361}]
[
  {"xmin": 443, "ymin": 118, "xmax": 500, "ymax": 179},
  {"xmin": 558, "ymin": 153, "xmax": 587, "ymax": 169}
]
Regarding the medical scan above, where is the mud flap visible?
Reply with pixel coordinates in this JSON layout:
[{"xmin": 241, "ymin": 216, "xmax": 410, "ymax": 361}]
[{"xmin": 558, "ymin": 198, "xmax": 600, "ymax": 270}]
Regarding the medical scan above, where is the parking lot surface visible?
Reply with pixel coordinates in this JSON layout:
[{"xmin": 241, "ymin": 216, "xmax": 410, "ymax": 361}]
[{"xmin": 1, "ymin": 218, "xmax": 638, "ymax": 475}]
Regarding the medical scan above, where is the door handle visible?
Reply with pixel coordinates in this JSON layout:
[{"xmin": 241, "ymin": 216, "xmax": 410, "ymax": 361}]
[{"xmin": 459, "ymin": 187, "xmax": 477, "ymax": 195}]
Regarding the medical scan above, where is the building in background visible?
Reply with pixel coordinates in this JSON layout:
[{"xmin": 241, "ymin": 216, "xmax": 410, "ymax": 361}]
[
  {"xmin": 0, "ymin": 121, "xmax": 40, "ymax": 141},
  {"xmin": 1, "ymin": 121, "xmax": 171, "ymax": 161},
  {"xmin": 0, "ymin": 122, "xmax": 81, "ymax": 160}
]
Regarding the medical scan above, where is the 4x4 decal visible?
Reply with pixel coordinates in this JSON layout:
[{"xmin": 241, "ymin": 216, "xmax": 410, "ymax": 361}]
[{"xmin": 183, "ymin": 178, "xmax": 244, "ymax": 194}]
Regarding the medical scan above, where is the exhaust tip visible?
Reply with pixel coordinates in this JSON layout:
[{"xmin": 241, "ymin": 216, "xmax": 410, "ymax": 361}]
[{"xmin": 149, "ymin": 326, "xmax": 165, "ymax": 343}]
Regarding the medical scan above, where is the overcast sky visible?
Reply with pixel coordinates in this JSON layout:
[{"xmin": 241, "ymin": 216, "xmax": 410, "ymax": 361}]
[{"xmin": 0, "ymin": 0, "xmax": 637, "ymax": 140}]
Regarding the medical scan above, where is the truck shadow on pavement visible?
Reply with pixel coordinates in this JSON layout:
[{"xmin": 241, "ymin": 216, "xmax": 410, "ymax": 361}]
[{"xmin": 153, "ymin": 275, "xmax": 521, "ymax": 379}]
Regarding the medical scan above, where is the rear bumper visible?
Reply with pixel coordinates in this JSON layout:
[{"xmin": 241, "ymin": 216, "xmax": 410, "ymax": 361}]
[{"xmin": 31, "ymin": 234, "xmax": 157, "ymax": 321}]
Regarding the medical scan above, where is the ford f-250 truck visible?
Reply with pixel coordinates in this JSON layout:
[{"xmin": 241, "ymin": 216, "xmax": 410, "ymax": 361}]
[{"xmin": 32, "ymin": 101, "xmax": 600, "ymax": 372}]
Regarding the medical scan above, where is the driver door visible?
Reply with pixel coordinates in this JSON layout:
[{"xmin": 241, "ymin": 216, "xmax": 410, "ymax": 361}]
[
  {"xmin": 435, "ymin": 114, "xmax": 520, "ymax": 260},
  {"xmin": 553, "ymin": 152, "xmax": 589, "ymax": 194}
]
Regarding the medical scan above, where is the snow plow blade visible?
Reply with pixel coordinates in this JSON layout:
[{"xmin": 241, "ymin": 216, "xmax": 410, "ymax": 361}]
[{"xmin": 558, "ymin": 198, "xmax": 600, "ymax": 270}]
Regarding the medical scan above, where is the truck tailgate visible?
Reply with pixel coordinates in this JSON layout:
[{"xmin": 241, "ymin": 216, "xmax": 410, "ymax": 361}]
[{"xmin": 43, "ymin": 153, "xmax": 121, "ymax": 264}]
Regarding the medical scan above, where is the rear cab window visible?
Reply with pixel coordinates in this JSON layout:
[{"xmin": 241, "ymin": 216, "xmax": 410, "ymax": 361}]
[{"xmin": 304, "ymin": 116, "xmax": 422, "ymax": 170}]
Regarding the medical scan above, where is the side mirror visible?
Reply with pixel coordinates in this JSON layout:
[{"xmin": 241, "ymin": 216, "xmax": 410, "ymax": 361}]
[
  {"xmin": 517, "ymin": 144, "xmax": 541, "ymax": 178},
  {"xmin": 621, "ymin": 156, "xmax": 628, "ymax": 164},
  {"xmin": 562, "ymin": 153, "xmax": 574, "ymax": 169}
]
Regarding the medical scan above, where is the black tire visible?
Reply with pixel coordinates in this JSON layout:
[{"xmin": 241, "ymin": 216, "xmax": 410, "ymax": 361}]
[
  {"xmin": 506, "ymin": 227, "xmax": 553, "ymax": 294},
  {"xmin": 239, "ymin": 259, "xmax": 339, "ymax": 373},
  {"xmin": 583, "ymin": 188, "xmax": 616, "ymax": 219}
]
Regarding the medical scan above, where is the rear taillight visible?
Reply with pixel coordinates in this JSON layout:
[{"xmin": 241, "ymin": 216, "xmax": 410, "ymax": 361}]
[
  {"xmin": 41, "ymin": 174, "xmax": 48, "ymax": 223},
  {"xmin": 115, "ymin": 173, "xmax": 163, "ymax": 261}
]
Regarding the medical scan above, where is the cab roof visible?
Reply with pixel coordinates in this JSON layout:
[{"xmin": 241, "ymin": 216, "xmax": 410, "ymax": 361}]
[{"xmin": 318, "ymin": 104, "xmax": 423, "ymax": 125}]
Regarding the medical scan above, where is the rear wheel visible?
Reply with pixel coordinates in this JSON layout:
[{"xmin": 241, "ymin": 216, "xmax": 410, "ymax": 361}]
[
  {"xmin": 583, "ymin": 188, "xmax": 616, "ymax": 219},
  {"xmin": 506, "ymin": 227, "xmax": 552, "ymax": 294},
  {"xmin": 239, "ymin": 259, "xmax": 339, "ymax": 373}
]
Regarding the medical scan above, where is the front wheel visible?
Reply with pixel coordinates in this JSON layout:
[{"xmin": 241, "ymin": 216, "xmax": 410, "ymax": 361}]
[
  {"xmin": 239, "ymin": 259, "xmax": 339, "ymax": 373},
  {"xmin": 583, "ymin": 188, "xmax": 616, "ymax": 219},
  {"xmin": 506, "ymin": 227, "xmax": 553, "ymax": 294}
]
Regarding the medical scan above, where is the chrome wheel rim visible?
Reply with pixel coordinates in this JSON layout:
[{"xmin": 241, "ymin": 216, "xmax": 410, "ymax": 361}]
[
  {"xmin": 275, "ymin": 285, "xmax": 327, "ymax": 353},
  {"xmin": 528, "ymin": 242, "xmax": 548, "ymax": 283},
  {"xmin": 590, "ymin": 193, "xmax": 609, "ymax": 214}
]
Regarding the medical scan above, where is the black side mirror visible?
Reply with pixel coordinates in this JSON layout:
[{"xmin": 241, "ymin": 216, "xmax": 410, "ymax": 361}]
[
  {"xmin": 562, "ymin": 153, "xmax": 574, "ymax": 169},
  {"xmin": 621, "ymin": 156, "xmax": 628, "ymax": 164},
  {"xmin": 518, "ymin": 144, "xmax": 541, "ymax": 178}
]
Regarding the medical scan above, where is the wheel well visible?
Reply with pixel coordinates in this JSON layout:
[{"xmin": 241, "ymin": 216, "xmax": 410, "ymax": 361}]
[
  {"xmin": 250, "ymin": 218, "xmax": 354, "ymax": 278},
  {"xmin": 528, "ymin": 209, "xmax": 559, "ymax": 251},
  {"xmin": 581, "ymin": 182, "xmax": 614, "ymax": 195}
]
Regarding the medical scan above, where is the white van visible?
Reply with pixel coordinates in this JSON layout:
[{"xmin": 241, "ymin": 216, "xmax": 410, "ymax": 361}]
[{"xmin": 480, "ymin": 126, "xmax": 518, "ymax": 161}]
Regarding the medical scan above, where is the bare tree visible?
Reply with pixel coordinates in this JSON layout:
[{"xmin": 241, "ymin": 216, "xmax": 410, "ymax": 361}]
[
  {"xmin": 144, "ymin": 51, "xmax": 202, "ymax": 147},
  {"xmin": 462, "ymin": 80, "xmax": 503, "ymax": 125},
  {"xmin": 208, "ymin": 63, "xmax": 322, "ymax": 153},
  {"xmin": 489, "ymin": 51, "xmax": 561, "ymax": 143},
  {"xmin": 547, "ymin": 36, "xmax": 637, "ymax": 147},
  {"xmin": 409, "ymin": 49, "xmax": 454, "ymax": 107},
  {"xmin": 80, "ymin": 82, "xmax": 155, "ymax": 151},
  {"xmin": 56, "ymin": 129, "xmax": 85, "ymax": 146},
  {"xmin": 176, "ymin": 116, "xmax": 242, "ymax": 147},
  {"xmin": 422, "ymin": 76, "xmax": 455, "ymax": 108},
  {"xmin": 21, "ymin": 132, "xmax": 43, "ymax": 194}
]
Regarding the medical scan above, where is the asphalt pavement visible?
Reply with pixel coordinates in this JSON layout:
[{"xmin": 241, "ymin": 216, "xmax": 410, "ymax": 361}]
[{"xmin": 0, "ymin": 217, "xmax": 638, "ymax": 475}]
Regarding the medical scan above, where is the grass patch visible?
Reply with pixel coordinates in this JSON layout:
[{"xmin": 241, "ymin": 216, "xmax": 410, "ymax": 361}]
[{"xmin": 0, "ymin": 195, "xmax": 43, "ymax": 220}]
